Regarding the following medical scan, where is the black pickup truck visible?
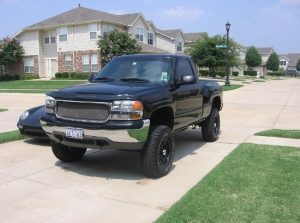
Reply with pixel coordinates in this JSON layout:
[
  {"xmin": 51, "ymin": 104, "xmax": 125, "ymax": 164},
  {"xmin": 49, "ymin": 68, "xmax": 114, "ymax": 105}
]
[{"xmin": 41, "ymin": 54, "xmax": 223, "ymax": 178}]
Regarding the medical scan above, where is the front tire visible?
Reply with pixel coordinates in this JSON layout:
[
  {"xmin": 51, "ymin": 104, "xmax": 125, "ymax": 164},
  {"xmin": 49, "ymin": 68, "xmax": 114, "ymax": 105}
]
[
  {"xmin": 141, "ymin": 125, "xmax": 174, "ymax": 178},
  {"xmin": 201, "ymin": 108, "xmax": 220, "ymax": 142},
  {"xmin": 51, "ymin": 141, "xmax": 86, "ymax": 162}
]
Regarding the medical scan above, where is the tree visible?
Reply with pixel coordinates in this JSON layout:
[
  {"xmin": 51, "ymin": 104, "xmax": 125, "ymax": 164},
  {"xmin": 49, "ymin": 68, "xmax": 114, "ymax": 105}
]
[
  {"xmin": 245, "ymin": 47, "xmax": 262, "ymax": 70},
  {"xmin": 185, "ymin": 34, "xmax": 240, "ymax": 73},
  {"xmin": 296, "ymin": 59, "xmax": 300, "ymax": 71},
  {"xmin": 266, "ymin": 52, "xmax": 279, "ymax": 72},
  {"xmin": 97, "ymin": 31, "xmax": 142, "ymax": 66},
  {"xmin": 0, "ymin": 37, "xmax": 24, "ymax": 67}
]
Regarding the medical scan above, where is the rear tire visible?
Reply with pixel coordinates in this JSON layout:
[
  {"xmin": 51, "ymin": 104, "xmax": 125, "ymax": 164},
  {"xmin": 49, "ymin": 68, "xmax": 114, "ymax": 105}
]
[
  {"xmin": 201, "ymin": 108, "xmax": 220, "ymax": 142},
  {"xmin": 51, "ymin": 141, "xmax": 86, "ymax": 162},
  {"xmin": 141, "ymin": 125, "xmax": 174, "ymax": 178}
]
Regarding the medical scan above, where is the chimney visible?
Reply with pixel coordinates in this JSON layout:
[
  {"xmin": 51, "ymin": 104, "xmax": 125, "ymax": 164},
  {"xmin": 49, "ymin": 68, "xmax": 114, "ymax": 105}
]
[{"xmin": 78, "ymin": 3, "xmax": 81, "ymax": 7}]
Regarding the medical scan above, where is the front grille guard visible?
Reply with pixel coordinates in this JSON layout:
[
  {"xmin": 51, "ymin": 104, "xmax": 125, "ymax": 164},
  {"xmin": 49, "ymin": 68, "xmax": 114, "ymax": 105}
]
[{"xmin": 55, "ymin": 100, "xmax": 112, "ymax": 124}]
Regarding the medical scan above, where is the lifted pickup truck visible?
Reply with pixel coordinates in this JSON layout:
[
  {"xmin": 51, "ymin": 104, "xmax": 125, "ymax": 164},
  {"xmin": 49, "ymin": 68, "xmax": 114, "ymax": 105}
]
[{"xmin": 41, "ymin": 54, "xmax": 223, "ymax": 178}]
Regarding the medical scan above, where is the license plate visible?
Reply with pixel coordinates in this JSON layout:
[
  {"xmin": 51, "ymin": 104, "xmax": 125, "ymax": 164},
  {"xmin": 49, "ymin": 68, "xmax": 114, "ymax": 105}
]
[{"xmin": 66, "ymin": 127, "xmax": 84, "ymax": 139}]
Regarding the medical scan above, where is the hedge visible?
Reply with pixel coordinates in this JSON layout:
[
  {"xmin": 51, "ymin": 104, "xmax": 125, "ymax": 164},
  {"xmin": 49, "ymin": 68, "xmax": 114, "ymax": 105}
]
[
  {"xmin": 244, "ymin": 70, "xmax": 257, "ymax": 76},
  {"xmin": 232, "ymin": 71, "xmax": 239, "ymax": 76},
  {"xmin": 199, "ymin": 70, "xmax": 226, "ymax": 78},
  {"xmin": 267, "ymin": 72, "xmax": 283, "ymax": 76},
  {"xmin": 55, "ymin": 72, "xmax": 90, "ymax": 80},
  {"xmin": 21, "ymin": 73, "xmax": 37, "ymax": 80},
  {"xmin": 0, "ymin": 74, "xmax": 20, "ymax": 81}
]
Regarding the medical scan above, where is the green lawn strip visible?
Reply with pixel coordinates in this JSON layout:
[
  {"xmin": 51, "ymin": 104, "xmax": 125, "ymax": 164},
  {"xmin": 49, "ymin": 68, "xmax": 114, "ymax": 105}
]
[
  {"xmin": 0, "ymin": 80, "xmax": 86, "ymax": 90},
  {"xmin": 255, "ymin": 129, "xmax": 300, "ymax": 139},
  {"xmin": 253, "ymin": 80, "xmax": 266, "ymax": 82},
  {"xmin": 0, "ymin": 130, "xmax": 25, "ymax": 144},
  {"xmin": 0, "ymin": 89, "xmax": 53, "ymax": 94},
  {"xmin": 0, "ymin": 108, "xmax": 8, "ymax": 112},
  {"xmin": 156, "ymin": 143, "xmax": 300, "ymax": 223},
  {"xmin": 223, "ymin": 84, "xmax": 243, "ymax": 91}
]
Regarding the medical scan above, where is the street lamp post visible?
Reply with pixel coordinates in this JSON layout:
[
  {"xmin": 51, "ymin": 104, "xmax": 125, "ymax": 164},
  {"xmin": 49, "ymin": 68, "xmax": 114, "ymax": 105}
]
[{"xmin": 225, "ymin": 21, "xmax": 231, "ymax": 86}]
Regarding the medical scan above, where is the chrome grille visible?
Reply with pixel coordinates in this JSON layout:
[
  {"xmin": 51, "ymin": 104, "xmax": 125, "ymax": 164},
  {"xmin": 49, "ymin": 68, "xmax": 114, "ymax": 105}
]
[{"xmin": 56, "ymin": 101, "xmax": 110, "ymax": 123}]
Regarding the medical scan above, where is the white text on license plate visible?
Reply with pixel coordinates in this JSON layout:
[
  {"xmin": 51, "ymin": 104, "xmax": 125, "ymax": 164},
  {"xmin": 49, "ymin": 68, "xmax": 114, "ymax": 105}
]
[{"xmin": 66, "ymin": 128, "xmax": 84, "ymax": 139}]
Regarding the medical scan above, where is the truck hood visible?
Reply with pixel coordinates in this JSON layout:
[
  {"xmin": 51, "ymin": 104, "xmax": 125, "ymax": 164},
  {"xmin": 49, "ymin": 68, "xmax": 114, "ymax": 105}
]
[{"xmin": 47, "ymin": 82, "xmax": 167, "ymax": 102}]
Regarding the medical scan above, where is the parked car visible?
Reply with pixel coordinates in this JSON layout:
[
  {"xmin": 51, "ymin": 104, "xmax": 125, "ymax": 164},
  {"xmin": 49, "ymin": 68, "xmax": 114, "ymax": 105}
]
[
  {"xmin": 284, "ymin": 69, "xmax": 299, "ymax": 77},
  {"xmin": 17, "ymin": 106, "xmax": 48, "ymax": 139},
  {"xmin": 41, "ymin": 54, "xmax": 223, "ymax": 178}
]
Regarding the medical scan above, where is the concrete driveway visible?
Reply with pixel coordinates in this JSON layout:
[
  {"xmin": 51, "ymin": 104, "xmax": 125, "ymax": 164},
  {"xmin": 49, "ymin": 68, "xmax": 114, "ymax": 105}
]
[{"xmin": 0, "ymin": 79, "xmax": 300, "ymax": 222}]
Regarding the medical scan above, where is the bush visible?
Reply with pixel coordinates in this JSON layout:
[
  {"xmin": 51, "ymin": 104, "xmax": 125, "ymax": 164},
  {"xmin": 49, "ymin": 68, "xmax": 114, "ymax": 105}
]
[
  {"xmin": 199, "ymin": 70, "xmax": 210, "ymax": 76},
  {"xmin": 21, "ymin": 73, "xmax": 37, "ymax": 80},
  {"xmin": 55, "ymin": 72, "xmax": 90, "ymax": 80},
  {"xmin": 244, "ymin": 70, "xmax": 257, "ymax": 76},
  {"xmin": 232, "ymin": 71, "xmax": 239, "ymax": 76},
  {"xmin": 217, "ymin": 71, "xmax": 226, "ymax": 78},
  {"xmin": 0, "ymin": 74, "xmax": 20, "ymax": 81},
  {"xmin": 268, "ymin": 72, "xmax": 283, "ymax": 76}
]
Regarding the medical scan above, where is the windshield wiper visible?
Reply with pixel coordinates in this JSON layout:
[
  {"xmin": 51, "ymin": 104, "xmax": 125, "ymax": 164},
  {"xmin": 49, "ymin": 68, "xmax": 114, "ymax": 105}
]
[
  {"xmin": 120, "ymin": 78, "xmax": 150, "ymax": 83},
  {"xmin": 93, "ymin": 77, "xmax": 115, "ymax": 82}
]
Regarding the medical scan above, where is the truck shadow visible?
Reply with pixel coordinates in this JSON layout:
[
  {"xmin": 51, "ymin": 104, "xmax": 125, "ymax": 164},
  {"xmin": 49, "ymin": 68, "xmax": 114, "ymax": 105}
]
[{"xmin": 52, "ymin": 128, "xmax": 207, "ymax": 180}]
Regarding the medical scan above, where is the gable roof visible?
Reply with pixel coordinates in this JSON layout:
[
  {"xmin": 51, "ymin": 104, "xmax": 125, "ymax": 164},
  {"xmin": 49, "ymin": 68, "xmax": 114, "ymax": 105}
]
[
  {"xmin": 138, "ymin": 42, "xmax": 168, "ymax": 54},
  {"xmin": 24, "ymin": 6, "xmax": 140, "ymax": 30},
  {"xmin": 184, "ymin": 32, "xmax": 207, "ymax": 43},
  {"xmin": 283, "ymin": 53, "xmax": 300, "ymax": 67},
  {"xmin": 157, "ymin": 29, "xmax": 183, "ymax": 39},
  {"xmin": 240, "ymin": 45, "xmax": 274, "ymax": 55}
]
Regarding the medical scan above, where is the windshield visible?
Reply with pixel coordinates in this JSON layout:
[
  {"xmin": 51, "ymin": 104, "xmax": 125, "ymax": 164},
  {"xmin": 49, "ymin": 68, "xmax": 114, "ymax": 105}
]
[{"xmin": 94, "ymin": 57, "xmax": 173, "ymax": 84}]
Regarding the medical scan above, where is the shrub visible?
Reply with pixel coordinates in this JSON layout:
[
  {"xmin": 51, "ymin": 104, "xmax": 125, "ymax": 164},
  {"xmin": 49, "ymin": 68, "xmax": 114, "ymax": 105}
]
[
  {"xmin": 0, "ymin": 74, "xmax": 20, "ymax": 81},
  {"xmin": 217, "ymin": 71, "xmax": 226, "ymax": 78},
  {"xmin": 21, "ymin": 73, "xmax": 37, "ymax": 80},
  {"xmin": 199, "ymin": 70, "xmax": 210, "ymax": 76},
  {"xmin": 244, "ymin": 70, "xmax": 257, "ymax": 76},
  {"xmin": 267, "ymin": 72, "xmax": 283, "ymax": 76},
  {"xmin": 55, "ymin": 72, "xmax": 90, "ymax": 80},
  {"xmin": 232, "ymin": 71, "xmax": 239, "ymax": 76}
]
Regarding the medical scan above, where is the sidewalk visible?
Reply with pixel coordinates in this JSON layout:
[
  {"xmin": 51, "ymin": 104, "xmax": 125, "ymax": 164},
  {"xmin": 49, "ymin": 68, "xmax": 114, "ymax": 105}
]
[{"xmin": 245, "ymin": 135, "xmax": 300, "ymax": 148}]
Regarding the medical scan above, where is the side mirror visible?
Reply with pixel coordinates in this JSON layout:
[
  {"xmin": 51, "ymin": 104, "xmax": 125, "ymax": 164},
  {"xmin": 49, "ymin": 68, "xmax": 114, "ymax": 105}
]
[
  {"xmin": 181, "ymin": 75, "xmax": 196, "ymax": 84},
  {"xmin": 88, "ymin": 73, "xmax": 96, "ymax": 82}
]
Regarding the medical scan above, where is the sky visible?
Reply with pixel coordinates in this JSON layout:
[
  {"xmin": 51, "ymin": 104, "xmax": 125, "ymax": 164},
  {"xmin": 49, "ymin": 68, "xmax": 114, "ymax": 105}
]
[{"xmin": 0, "ymin": 0, "xmax": 299, "ymax": 54}]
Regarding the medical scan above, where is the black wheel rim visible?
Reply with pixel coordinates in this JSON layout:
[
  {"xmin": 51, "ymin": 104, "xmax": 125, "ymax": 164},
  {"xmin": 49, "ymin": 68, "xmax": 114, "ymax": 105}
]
[
  {"xmin": 158, "ymin": 136, "xmax": 171, "ymax": 165},
  {"xmin": 213, "ymin": 116, "xmax": 220, "ymax": 136}
]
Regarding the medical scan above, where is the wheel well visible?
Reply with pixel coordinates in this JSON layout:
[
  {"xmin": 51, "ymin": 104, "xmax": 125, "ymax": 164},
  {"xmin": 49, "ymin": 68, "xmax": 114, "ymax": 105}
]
[
  {"xmin": 150, "ymin": 107, "xmax": 174, "ymax": 130},
  {"xmin": 212, "ymin": 97, "xmax": 222, "ymax": 110}
]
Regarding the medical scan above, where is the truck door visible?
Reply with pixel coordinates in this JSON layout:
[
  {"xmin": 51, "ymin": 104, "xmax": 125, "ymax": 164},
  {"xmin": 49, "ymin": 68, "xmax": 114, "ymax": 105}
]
[{"xmin": 173, "ymin": 58, "xmax": 203, "ymax": 130}]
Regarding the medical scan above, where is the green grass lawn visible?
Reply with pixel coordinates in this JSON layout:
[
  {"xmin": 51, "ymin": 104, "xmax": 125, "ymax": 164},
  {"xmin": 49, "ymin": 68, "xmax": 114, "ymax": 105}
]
[
  {"xmin": 0, "ymin": 130, "xmax": 25, "ymax": 144},
  {"xmin": 0, "ymin": 108, "xmax": 8, "ymax": 112},
  {"xmin": 223, "ymin": 84, "xmax": 243, "ymax": 91},
  {"xmin": 255, "ymin": 129, "xmax": 300, "ymax": 139},
  {"xmin": 0, "ymin": 80, "xmax": 86, "ymax": 93},
  {"xmin": 157, "ymin": 143, "xmax": 300, "ymax": 223}
]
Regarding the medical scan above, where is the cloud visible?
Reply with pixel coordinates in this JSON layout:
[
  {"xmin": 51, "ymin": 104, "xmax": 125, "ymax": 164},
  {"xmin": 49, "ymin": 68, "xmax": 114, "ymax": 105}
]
[{"xmin": 164, "ymin": 6, "xmax": 203, "ymax": 20}]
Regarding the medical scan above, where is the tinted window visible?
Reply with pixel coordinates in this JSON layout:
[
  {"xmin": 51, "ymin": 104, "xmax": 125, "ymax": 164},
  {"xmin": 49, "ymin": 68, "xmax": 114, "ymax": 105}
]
[
  {"xmin": 176, "ymin": 58, "xmax": 194, "ymax": 78},
  {"xmin": 95, "ymin": 57, "xmax": 173, "ymax": 84}
]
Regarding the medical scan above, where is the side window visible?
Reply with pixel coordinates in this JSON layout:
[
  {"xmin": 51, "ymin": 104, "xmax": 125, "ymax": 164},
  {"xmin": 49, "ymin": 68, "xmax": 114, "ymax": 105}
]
[{"xmin": 175, "ymin": 58, "xmax": 194, "ymax": 79}]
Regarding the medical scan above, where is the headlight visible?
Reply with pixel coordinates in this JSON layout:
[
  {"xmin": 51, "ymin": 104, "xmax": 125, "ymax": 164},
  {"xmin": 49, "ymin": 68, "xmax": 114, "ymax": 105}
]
[
  {"xmin": 110, "ymin": 100, "xmax": 143, "ymax": 120},
  {"xmin": 20, "ymin": 110, "xmax": 29, "ymax": 120},
  {"xmin": 45, "ymin": 96, "xmax": 55, "ymax": 114}
]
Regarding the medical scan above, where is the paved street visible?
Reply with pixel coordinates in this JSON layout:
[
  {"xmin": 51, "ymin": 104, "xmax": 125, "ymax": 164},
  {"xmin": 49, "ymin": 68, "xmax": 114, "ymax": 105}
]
[{"xmin": 0, "ymin": 79, "xmax": 299, "ymax": 222}]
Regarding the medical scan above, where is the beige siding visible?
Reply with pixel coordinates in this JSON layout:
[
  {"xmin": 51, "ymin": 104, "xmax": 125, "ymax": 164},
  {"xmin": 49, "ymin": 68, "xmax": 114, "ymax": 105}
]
[
  {"xmin": 129, "ymin": 17, "xmax": 151, "ymax": 45},
  {"xmin": 156, "ymin": 34, "xmax": 175, "ymax": 53},
  {"xmin": 38, "ymin": 31, "xmax": 45, "ymax": 77},
  {"xmin": 19, "ymin": 31, "xmax": 39, "ymax": 56}
]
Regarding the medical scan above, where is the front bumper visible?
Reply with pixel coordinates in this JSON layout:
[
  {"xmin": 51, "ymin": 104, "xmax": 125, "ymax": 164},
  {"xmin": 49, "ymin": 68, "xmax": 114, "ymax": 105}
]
[{"xmin": 40, "ymin": 118, "xmax": 150, "ymax": 150}]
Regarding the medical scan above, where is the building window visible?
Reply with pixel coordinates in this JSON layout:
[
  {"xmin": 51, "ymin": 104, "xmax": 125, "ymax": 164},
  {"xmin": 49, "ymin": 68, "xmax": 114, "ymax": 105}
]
[
  {"xmin": 59, "ymin": 27, "xmax": 68, "ymax": 42},
  {"xmin": 91, "ymin": 54, "xmax": 98, "ymax": 72},
  {"xmin": 24, "ymin": 57, "xmax": 34, "ymax": 73},
  {"xmin": 89, "ymin": 23, "xmax": 98, "ymax": 40},
  {"xmin": 44, "ymin": 31, "xmax": 56, "ymax": 45},
  {"xmin": 102, "ymin": 24, "xmax": 115, "ymax": 37},
  {"xmin": 280, "ymin": 61, "xmax": 286, "ymax": 66},
  {"xmin": 82, "ymin": 55, "xmax": 90, "ymax": 72},
  {"xmin": 65, "ymin": 55, "xmax": 72, "ymax": 66},
  {"xmin": 134, "ymin": 27, "xmax": 144, "ymax": 42},
  {"xmin": 147, "ymin": 32, "xmax": 154, "ymax": 45},
  {"xmin": 176, "ymin": 41, "xmax": 182, "ymax": 52}
]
